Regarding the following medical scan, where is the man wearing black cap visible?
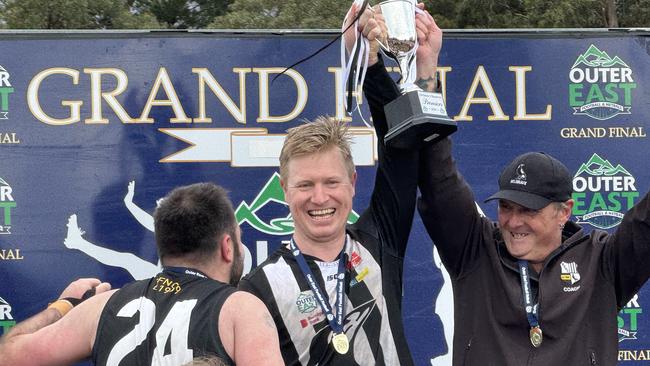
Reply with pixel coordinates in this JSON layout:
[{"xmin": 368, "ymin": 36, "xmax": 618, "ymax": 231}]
[{"xmin": 416, "ymin": 141, "xmax": 650, "ymax": 365}]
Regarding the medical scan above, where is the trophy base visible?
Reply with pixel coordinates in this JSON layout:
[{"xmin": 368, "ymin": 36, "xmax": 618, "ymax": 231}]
[{"xmin": 384, "ymin": 90, "xmax": 457, "ymax": 149}]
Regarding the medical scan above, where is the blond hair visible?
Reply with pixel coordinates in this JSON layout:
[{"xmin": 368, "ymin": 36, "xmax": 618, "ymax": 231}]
[{"xmin": 279, "ymin": 116, "xmax": 355, "ymax": 180}]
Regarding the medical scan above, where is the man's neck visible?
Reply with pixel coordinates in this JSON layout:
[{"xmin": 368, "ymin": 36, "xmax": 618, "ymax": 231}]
[
  {"xmin": 292, "ymin": 233, "xmax": 346, "ymax": 262},
  {"xmin": 530, "ymin": 261, "xmax": 543, "ymax": 274},
  {"xmin": 162, "ymin": 257, "xmax": 227, "ymax": 283}
]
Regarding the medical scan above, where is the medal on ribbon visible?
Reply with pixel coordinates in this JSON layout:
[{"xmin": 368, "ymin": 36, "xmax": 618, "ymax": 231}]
[
  {"xmin": 290, "ymin": 239, "xmax": 350, "ymax": 355},
  {"xmin": 529, "ymin": 326, "xmax": 543, "ymax": 348},
  {"xmin": 332, "ymin": 333, "xmax": 350, "ymax": 354},
  {"xmin": 518, "ymin": 261, "xmax": 543, "ymax": 348}
]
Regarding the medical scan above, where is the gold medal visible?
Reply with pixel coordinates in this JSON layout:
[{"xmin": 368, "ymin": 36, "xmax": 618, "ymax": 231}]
[
  {"xmin": 529, "ymin": 326, "xmax": 543, "ymax": 348},
  {"xmin": 332, "ymin": 333, "xmax": 349, "ymax": 354}
]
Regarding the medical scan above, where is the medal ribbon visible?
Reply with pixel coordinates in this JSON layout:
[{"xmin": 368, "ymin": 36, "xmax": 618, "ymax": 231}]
[
  {"xmin": 289, "ymin": 238, "xmax": 347, "ymax": 334},
  {"xmin": 517, "ymin": 260, "xmax": 539, "ymax": 329}
]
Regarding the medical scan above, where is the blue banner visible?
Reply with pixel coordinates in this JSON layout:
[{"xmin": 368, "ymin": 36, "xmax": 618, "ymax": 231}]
[{"xmin": 0, "ymin": 30, "xmax": 648, "ymax": 365}]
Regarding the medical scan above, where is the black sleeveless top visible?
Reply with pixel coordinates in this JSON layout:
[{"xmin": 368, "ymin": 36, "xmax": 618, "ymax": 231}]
[{"xmin": 93, "ymin": 268, "xmax": 236, "ymax": 366}]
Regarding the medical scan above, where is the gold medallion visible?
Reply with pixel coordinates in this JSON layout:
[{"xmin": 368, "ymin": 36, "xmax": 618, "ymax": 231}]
[
  {"xmin": 332, "ymin": 333, "xmax": 349, "ymax": 354},
  {"xmin": 529, "ymin": 326, "xmax": 543, "ymax": 348}
]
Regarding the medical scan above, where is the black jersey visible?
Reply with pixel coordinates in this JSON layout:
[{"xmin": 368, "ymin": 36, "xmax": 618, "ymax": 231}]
[
  {"xmin": 92, "ymin": 268, "xmax": 236, "ymax": 366},
  {"xmin": 239, "ymin": 58, "xmax": 418, "ymax": 365}
]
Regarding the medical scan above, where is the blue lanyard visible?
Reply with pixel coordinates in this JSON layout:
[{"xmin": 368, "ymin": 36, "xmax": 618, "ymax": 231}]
[
  {"xmin": 517, "ymin": 260, "xmax": 539, "ymax": 328},
  {"xmin": 163, "ymin": 266, "xmax": 208, "ymax": 279},
  {"xmin": 289, "ymin": 238, "xmax": 347, "ymax": 334}
]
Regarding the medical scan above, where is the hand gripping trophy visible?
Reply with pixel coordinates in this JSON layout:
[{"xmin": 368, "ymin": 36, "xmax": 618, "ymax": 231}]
[{"xmin": 376, "ymin": 0, "xmax": 456, "ymax": 148}]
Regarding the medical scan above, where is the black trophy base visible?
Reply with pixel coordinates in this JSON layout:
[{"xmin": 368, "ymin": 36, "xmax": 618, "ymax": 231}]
[{"xmin": 384, "ymin": 91, "xmax": 457, "ymax": 149}]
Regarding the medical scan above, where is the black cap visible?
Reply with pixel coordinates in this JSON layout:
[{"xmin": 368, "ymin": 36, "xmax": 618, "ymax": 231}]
[{"xmin": 485, "ymin": 152, "xmax": 572, "ymax": 210}]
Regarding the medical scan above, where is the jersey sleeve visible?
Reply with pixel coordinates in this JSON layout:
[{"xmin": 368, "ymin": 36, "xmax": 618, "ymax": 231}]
[
  {"xmin": 356, "ymin": 56, "xmax": 419, "ymax": 259},
  {"xmin": 417, "ymin": 137, "xmax": 491, "ymax": 279}
]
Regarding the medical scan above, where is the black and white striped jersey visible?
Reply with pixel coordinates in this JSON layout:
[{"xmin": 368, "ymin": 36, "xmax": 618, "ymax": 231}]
[{"xmin": 239, "ymin": 58, "xmax": 418, "ymax": 366}]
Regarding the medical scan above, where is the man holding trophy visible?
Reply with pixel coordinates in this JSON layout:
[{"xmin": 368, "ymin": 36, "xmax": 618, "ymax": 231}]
[{"xmin": 238, "ymin": 1, "xmax": 447, "ymax": 365}]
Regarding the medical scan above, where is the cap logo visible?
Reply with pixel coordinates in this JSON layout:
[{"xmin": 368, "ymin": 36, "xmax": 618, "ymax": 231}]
[{"xmin": 510, "ymin": 164, "xmax": 528, "ymax": 186}]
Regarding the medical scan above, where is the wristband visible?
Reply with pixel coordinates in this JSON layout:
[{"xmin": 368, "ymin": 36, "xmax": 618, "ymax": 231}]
[{"xmin": 47, "ymin": 299, "xmax": 74, "ymax": 317}]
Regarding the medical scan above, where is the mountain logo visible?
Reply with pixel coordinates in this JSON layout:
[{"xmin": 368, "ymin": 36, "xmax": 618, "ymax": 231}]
[
  {"xmin": 571, "ymin": 154, "xmax": 638, "ymax": 229},
  {"xmin": 235, "ymin": 172, "xmax": 359, "ymax": 235},
  {"xmin": 568, "ymin": 45, "xmax": 636, "ymax": 120}
]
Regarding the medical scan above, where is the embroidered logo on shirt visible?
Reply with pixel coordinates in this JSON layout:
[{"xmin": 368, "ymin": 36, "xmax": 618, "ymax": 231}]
[{"xmin": 560, "ymin": 261, "xmax": 581, "ymax": 292}]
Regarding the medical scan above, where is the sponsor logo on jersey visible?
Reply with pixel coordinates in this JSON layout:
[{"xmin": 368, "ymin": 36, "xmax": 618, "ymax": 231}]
[
  {"xmin": 300, "ymin": 310, "xmax": 324, "ymax": 328},
  {"xmin": 572, "ymin": 153, "xmax": 638, "ymax": 229},
  {"xmin": 349, "ymin": 251, "xmax": 362, "ymax": 268},
  {"xmin": 349, "ymin": 267, "xmax": 370, "ymax": 288},
  {"xmin": 296, "ymin": 291, "xmax": 318, "ymax": 314},
  {"xmin": 569, "ymin": 45, "xmax": 636, "ymax": 120}
]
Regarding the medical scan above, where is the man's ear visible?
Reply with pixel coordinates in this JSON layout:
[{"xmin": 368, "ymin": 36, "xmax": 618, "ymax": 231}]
[
  {"xmin": 280, "ymin": 177, "xmax": 288, "ymax": 194},
  {"xmin": 219, "ymin": 234, "xmax": 234, "ymax": 264},
  {"xmin": 562, "ymin": 199, "xmax": 575, "ymax": 221}
]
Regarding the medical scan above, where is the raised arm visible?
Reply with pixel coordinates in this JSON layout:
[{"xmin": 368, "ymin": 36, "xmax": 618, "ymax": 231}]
[
  {"xmin": 602, "ymin": 191, "xmax": 650, "ymax": 307},
  {"xmin": 417, "ymin": 138, "xmax": 487, "ymax": 278}
]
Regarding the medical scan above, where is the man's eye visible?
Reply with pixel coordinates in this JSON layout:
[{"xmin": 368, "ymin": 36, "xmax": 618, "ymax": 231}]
[
  {"xmin": 523, "ymin": 208, "xmax": 539, "ymax": 216},
  {"xmin": 295, "ymin": 183, "xmax": 312, "ymax": 191},
  {"xmin": 326, "ymin": 181, "xmax": 340, "ymax": 188}
]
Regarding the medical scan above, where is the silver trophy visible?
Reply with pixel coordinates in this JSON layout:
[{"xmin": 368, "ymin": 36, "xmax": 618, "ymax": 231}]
[{"xmin": 376, "ymin": 0, "xmax": 456, "ymax": 148}]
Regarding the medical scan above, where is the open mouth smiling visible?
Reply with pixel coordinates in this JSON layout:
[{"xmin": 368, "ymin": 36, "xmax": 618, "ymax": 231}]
[{"xmin": 308, "ymin": 208, "xmax": 335, "ymax": 220}]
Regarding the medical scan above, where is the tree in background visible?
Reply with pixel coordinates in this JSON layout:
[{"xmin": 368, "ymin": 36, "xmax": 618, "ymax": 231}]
[
  {"xmin": 454, "ymin": 0, "xmax": 527, "ymax": 28},
  {"xmin": 0, "ymin": 0, "xmax": 159, "ymax": 29},
  {"xmin": 131, "ymin": 0, "xmax": 232, "ymax": 28},
  {"xmin": 211, "ymin": 0, "xmax": 350, "ymax": 29},
  {"xmin": 0, "ymin": 0, "xmax": 647, "ymax": 29},
  {"xmin": 617, "ymin": 0, "xmax": 650, "ymax": 27},
  {"xmin": 523, "ymin": 0, "xmax": 608, "ymax": 28}
]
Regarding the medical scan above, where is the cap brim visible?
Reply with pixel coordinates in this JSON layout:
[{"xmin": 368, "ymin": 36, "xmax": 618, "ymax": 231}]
[{"xmin": 484, "ymin": 189, "xmax": 552, "ymax": 211}]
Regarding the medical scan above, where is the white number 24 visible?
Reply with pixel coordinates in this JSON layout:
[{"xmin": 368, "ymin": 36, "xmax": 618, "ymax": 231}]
[{"xmin": 106, "ymin": 297, "xmax": 198, "ymax": 366}]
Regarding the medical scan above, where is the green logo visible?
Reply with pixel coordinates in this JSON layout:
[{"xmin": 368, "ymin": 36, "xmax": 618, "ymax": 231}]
[
  {"xmin": 0, "ymin": 177, "xmax": 16, "ymax": 234},
  {"xmin": 235, "ymin": 172, "xmax": 359, "ymax": 235},
  {"xmin": 568, "ymin": 45, "xmax": 636, "ymax": 120},
  {"xmin": 296, "ymin": 291, "xmax": 317, "ymax": 314},
  {"xmin": 618, "ymin": 295, "xmax": 642, "ymax": 343},
  {"xmin": 572, "ymin": 154, "xmax": 638, "ymax": 229},
  {"xmin": 0, "ymin": 297, "xmax": 16, "ymax": 335},
  {"xmin": 0, "ymin": 66, "xmax": 14, "ymax": 119}
]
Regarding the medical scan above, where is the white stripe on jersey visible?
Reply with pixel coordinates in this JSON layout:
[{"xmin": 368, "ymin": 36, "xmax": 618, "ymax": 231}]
[{"xmin": 262, "ymin": 236, "xmax": 400, "ymax": 365}]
